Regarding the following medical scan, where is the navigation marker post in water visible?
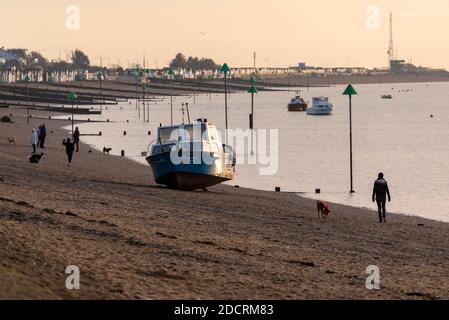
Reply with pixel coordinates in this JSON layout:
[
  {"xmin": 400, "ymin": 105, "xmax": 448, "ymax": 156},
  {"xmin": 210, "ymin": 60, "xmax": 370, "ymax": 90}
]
[
  {"xmin": 140, "ymin": 84, "xmax": 146, "ymax": 122},
  {"xmin": 220, "ymin": 63, "xmax": 231, "ymax": 144},
  {"xmin": 248, "ymin": 76, "xmax": 258, "ymax": 155},
  {"xmin": 23, "ymin": 74, "xmax": 30, "ymax": 125},
  {"xmin": 168, "ymin": 68, "xmax": 174, "ymax": 125},
  {"xmin": 343, "ymin": 84, "xmax": 358, "ymax": 194},
  {"xmin": 145, "ymin": 69, "xmax": 151, "ymax": 122},
  {"xmin": 134, "ymin": 67, "xmax": 141, "ymax": 119},
  {"xmin": 67, "ymin": 91, "xmax": 78, "ymax": 136}
]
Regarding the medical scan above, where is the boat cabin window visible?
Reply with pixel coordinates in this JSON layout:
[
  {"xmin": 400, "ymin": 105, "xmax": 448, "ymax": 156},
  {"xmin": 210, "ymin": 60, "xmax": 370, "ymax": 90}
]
[
  {"xmin": 158, "ymin": 123, "xmax": 215, "ymax": 143},
  {"xmin": 158, "ymin": 127, "xmax": 182, "ymax": 144}
]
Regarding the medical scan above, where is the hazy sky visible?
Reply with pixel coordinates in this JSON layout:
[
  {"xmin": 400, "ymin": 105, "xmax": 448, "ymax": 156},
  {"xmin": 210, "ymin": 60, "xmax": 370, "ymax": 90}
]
[{"xmin": 1, "ymin": 0, "xmax": 449, "ymax": 69}]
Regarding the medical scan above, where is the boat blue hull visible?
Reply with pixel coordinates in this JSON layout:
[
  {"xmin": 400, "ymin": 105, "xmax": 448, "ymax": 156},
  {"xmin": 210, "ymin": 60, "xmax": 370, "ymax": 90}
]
[{"xmin": 146, "ymin": 151, "xmax": 234, "ymax": 191}]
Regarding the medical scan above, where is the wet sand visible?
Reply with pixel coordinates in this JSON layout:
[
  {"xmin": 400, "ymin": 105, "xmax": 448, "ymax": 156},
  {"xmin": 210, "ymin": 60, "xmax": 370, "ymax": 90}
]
[{"xmin": 1, "ymin": 108, "xmax": 449, "ymax": 300}]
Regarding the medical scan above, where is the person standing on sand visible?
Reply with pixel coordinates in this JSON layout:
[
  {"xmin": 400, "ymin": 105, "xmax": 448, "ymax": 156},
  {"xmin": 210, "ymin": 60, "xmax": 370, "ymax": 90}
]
[
  {"xmin": 38, "ymin": 124, "xmax": 47, "ymax": 149},
  {"xmin": 30, "ymin": 129, "xmax": 38, "ymax": 154},
  {"xmin": 372, "ymin": 173, "xmax": 391, "ymax": 223},
  {"xmin": 62, "ymin": 137, "xmax": 75, "ymax": 166},
  {"xmin": 73, "ymin": 127, "xmax": 80, "ymax": 152}
]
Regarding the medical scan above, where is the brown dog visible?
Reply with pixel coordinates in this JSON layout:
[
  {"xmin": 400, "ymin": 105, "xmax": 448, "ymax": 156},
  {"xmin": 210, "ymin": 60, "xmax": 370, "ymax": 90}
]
[{"xmin": 317, "ymin": 200, "xmax": 330, "ymax": 219}]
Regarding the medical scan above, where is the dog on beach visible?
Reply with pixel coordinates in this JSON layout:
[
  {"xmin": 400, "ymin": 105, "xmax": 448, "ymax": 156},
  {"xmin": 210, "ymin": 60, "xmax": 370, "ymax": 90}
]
[
  {"xmin": 29, "ymin": 153, "xmax": 44, "ymax": 164},
  {"xmin": 317, "ymin": 200, "xmax": 330, "ymax": 220},
  {"xmin": 7, "ymin": 137, "xmax": 16, "ymax": 144},
  {"xmin": 103, "ymin": 147, "xmax": 112, "ymax": 154}
]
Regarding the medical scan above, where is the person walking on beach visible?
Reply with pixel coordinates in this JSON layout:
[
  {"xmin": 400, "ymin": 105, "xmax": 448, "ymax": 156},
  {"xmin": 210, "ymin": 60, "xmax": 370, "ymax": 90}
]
[
  {"xmin": 62, "ymin": 137, "xmax": 75, "ymax": 166},
  {"xmin": 38, "ymin": 124, "xmax": 47, "ymax": 149},
  {"xmin": 73, "ymin": 127, "xmax": 80, "ymax": 152},
  {"xmin": 372, "ymin": 173, "xmax": 391, "ymax": 223},
  {"xmin": 30, "ymin": 129, "xmax": 38, "ymax": 154}
]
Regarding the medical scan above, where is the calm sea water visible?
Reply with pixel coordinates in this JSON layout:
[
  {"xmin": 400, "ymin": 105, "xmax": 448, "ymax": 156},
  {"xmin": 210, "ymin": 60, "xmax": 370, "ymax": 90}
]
[{"xmin": 62, "ymin": 82, "xmax": 449, "ymax": 222}]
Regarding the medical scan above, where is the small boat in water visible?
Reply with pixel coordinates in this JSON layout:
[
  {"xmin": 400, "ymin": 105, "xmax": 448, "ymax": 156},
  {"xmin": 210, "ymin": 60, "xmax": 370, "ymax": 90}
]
[
  {"xmin": 146, "ymin": 119, "xmax": 236, "ymax": 191},
  {"xmin": 287, "ymin": 95, "xmax": 308, "ymax": 112},
  {"xmin": 381, "ymin": 94, "xmax": 393, "ymax": 99},
  {"xmin": 306, "ymin": 97, "xmax": 333, "ymax": 116}
]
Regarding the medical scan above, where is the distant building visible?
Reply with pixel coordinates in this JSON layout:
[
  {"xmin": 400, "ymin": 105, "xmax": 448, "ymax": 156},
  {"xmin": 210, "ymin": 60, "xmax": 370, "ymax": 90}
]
[
  {"xmin": 390, "ymin": 59, "xmax": 408, "ymax": 73},
  {"xmin": 298, "ymin": 62, "xmax": 306, "ymax": 70},
  {"xmin": 389, "ymin": 59, "xmax": 449, "ymax": 75}
]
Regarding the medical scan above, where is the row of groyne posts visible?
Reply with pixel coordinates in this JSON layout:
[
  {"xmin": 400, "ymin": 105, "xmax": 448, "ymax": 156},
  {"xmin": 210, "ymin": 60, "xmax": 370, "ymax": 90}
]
[{"xmin": 52, "ymin": 68, "xmax": 170, "ymax": 159}]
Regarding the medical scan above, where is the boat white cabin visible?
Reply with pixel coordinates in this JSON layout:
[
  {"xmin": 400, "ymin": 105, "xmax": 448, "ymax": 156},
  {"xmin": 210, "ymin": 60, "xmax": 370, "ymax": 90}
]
[{"xmin": 306, "ymin": 97, "xmax": 333, "ymax": 116}]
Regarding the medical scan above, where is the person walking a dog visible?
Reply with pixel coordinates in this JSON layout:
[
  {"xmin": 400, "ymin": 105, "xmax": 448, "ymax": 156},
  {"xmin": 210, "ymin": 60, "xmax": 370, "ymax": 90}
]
[
  {"xmin": 30, "ymin": 129, "xmax": 38, "ymax": 154},
  {"xmin": 62, "ymin": 137, "xmax": 75, "ymax": 167},
  {"xmin": 372, "ymin": 173, "xmax": 391, "ymax": 223},
  {"xmin": 73, "ymin": 127, "xmax": 80, "ymax": 152}
]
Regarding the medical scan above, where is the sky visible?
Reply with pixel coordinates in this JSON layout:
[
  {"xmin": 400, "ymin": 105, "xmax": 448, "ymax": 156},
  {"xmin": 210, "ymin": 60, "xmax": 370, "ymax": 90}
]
[{"xmin": 1, "ymin": 0, "xmax": 449, "ymax": 69}]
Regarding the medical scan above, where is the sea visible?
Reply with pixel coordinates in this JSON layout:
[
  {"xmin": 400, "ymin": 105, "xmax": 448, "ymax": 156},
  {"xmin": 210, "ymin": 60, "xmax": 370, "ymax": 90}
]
[{"xmin": 60, "ymin": 81, "xmax": 449, "ymax": 222}]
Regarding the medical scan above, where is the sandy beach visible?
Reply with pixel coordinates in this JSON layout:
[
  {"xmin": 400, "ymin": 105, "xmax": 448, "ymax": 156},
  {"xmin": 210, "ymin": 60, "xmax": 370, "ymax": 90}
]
[{"xmin": 1, "ymin": 108, "xmax": 449, "ymax": 300}]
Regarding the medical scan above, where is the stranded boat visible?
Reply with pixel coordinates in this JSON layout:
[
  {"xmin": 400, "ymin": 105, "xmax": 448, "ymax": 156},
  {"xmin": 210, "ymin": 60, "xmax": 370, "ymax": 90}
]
[
  {"xmin": 146, "ymin": 119, "xmax": 236, "ymax": 191},
  {"xmin": 306, "ymin": 97, "xmax": 334, "ymax": 116},
  {"xmin": 287, "ymin": 95, "xmax": 308, "ymax": 112}
]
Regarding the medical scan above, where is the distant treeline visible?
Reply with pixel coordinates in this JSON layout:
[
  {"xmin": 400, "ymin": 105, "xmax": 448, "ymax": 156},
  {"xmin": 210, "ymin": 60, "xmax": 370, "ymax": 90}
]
[
  {"xmin": 1, "ymin": 48, "xmax": 111, "ymax": 73},
  {"xmin": 169, "ymin": 53, "xmax": 220, "ymax": 71}
]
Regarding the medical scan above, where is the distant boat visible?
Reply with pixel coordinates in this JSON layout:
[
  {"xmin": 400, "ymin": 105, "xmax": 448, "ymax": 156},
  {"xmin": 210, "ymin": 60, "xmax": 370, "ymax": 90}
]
[
  {"xmin": 287, "ymin": 95, "xmax": 308, "ymax": 112},
  {"xmin": 306, "ymin": 97, "xmax": 333, "ymax": 116},
  {"xmin": 146, "ymin": 119, "xmax": 236, "ymax": 191},
  {"xmin": 381, "ymin": 94, "xmax": 393, "ymax": 99}
]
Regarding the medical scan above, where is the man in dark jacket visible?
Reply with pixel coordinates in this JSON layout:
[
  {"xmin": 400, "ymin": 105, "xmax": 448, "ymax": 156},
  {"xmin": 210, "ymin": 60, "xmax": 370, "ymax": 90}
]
[
  {"xmin": 62, "ymin": 138, "xmax": 75, "ymax": 166},
  {"xmin": 73, "ymin": 127, "xmax": 80, "ymax": 152},
  {"xmin": 372, "ymin": 173, "xmax": 391, "ymax": 223},
  {"xmin": 38, "ymin": 124, "xmax": 47, "ymax": 149}
]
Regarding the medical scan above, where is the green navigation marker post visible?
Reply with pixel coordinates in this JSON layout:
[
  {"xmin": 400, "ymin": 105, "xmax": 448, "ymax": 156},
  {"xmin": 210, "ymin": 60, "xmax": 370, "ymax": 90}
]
[
  {"xmin": 220, "ymin": 63, "xmax": 231, "ymax": 143},
  {"xmin": 140, "ymin": 84, "xmax": 147, "ymax": 122},
  {"xmin": 24, "ymin": 74, "xmax": 30, "ymax": 125},
  {"xmin": 67, "ymin": 91, "xmax": 78, "ymax": 136},
  {"xmin": 168, "ymin": 68, "xmax": 174, "ymax": 125},
  {"xmin": 248, "ymin": 76, "xmax": 258, "ymax": 155},
  {"xmin": 343, "ymin": 84, "xmax": 358, "ymax": 194}
]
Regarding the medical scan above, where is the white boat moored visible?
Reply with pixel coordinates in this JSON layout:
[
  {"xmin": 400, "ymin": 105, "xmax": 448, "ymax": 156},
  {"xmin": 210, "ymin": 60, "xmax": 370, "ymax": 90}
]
[{"xmin": 306, "ymin": 97, "xmax": 333, "ymax": 116}]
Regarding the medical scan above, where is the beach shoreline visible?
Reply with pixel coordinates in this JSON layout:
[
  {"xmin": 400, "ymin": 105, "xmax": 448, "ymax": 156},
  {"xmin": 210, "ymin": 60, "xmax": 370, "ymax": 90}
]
[{"xmin": 1, "ymin": 108, "xmax": 449, "ymax": 300}]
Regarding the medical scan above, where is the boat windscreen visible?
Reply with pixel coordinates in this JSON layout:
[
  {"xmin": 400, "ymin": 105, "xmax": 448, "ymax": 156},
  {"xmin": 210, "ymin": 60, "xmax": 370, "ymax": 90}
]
[
  {"xmin": 159, "ymin": 127, "xmax": 181, "ymax": 143},
  {"xmin": 183, "ymin": 124, "xmax": 207, "ymax": 141}
]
